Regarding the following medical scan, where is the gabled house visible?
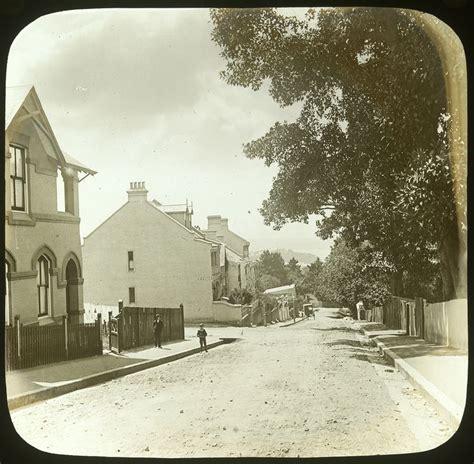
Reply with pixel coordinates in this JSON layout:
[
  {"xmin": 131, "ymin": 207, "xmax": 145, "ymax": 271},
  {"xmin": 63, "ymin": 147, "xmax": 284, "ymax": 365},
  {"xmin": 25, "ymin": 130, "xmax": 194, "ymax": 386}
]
[
  {"xmin": 5, "ymin": 85, "xmax": 96, "ymax": 326},
  {"xmin": 82, "ymin": 182, "xmax": 216, "ymax": 322},
  {"xmin": 201, "ymin": 215, "xmax": 255, "ymax": 298}
]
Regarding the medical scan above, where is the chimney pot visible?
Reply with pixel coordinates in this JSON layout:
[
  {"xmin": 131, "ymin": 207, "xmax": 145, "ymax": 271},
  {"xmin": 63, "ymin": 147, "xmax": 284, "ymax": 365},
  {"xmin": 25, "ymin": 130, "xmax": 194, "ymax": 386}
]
[{"xmin": 127, "ymin": 181, "xmax": 148, "ymax": 202}]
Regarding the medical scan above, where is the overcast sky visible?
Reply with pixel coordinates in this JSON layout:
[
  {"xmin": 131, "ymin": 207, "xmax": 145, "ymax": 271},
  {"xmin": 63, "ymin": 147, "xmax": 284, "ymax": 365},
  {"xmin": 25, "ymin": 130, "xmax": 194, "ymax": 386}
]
[{"xmin": 7, "ymin": 8, "xmax": 333, "ymax": 260}]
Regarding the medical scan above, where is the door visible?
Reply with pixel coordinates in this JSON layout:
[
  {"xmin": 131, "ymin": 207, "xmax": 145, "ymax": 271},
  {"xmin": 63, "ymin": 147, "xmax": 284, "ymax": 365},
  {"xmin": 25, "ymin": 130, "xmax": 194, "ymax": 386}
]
[{"xmin": 65, "ymin": 259, "xmax": 79, "ymax": 320}]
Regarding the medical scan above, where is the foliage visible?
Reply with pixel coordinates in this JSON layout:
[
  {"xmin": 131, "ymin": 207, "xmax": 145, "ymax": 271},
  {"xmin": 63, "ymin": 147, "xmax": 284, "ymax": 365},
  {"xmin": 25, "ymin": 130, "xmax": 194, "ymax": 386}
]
[
  {"xmin": 254, "ymin": 250, "xmax": 289, "ymax": 291},
  {"xmin": 300, "ymin": 257, "xmax": 324, "ymax": 298},
  {"xmin": 317, "ymin": 239, "xmax": 391, "ymax": 309},
  {"xmin": 228, "ymin": 287, "xmax": 254, "ymax": 305},
  {"xmin": 210, "ymin": 7, "xmax": 460, "ymax": 299}
]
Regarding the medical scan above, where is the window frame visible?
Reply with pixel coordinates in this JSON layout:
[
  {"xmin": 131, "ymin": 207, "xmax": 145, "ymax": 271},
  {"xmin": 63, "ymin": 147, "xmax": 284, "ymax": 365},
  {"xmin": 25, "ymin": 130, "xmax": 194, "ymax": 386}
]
[
  {"xmin": 9, "ymin": 144, "xmax": 28, "ymax": 212},
  {"xmin": 129, "ymin": 287, "xmax": 136, "ymax": 304},
  {"xmin": 128, "ymin": 251, "xmax": 135, "ymax": 271},
  {"xmin": 37, "ymin": 255, "xmax": 52, "ymax": 317}
]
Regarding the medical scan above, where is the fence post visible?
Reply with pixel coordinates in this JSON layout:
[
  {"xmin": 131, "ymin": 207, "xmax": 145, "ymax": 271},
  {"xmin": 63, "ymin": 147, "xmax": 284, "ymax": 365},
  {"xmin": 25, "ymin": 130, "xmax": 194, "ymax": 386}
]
[
  {"xmin": 108, "ymin": 311, "xmax": 112, "ymax": 351},
  {"xmin": 117, "ymin": 314, "xmax": 123, "ymax": 353},
  {"xmin": 14, "ymin": 315, "xmax": 21, "ymax": 367},
  {"xmin": 63, "ymin": 315, "xmax": 69, "ymax": 359},
  {"xmin": 179, "ymin": 304, "xmax": 184, "ymax": 340},
  {"xmin": 97, "ymin": 312, "xmax": 102, "ymax": 350}
]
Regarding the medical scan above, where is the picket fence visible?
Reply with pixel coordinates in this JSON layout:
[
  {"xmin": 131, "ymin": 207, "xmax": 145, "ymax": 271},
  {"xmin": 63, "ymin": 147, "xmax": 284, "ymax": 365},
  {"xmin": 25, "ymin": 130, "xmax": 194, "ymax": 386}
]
[{"xmin": 5, "ymin": 315, "xmax": 102, "ymax": 371}]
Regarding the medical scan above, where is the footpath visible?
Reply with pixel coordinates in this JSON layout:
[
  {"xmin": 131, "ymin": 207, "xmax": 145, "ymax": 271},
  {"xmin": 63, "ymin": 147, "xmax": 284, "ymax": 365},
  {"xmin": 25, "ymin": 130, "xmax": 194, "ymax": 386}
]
[
  {"xmin": 6, "ymin": 328, "xmax": 238, "ymax": 410},
  {"xmin": 356, "ymin": 321, "xmax": 468, "ymax": 428}
]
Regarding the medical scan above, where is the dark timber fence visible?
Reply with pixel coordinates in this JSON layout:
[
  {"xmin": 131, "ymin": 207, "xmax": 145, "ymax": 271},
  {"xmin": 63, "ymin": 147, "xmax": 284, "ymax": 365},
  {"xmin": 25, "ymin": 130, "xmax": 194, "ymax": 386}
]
[
  {"xmin": 108, "ymin": 306, "xmax": 185, "ymax": 353},
  {"xmin": 5, "ymin": 315, "xmax": 102, "ymax": 371}
]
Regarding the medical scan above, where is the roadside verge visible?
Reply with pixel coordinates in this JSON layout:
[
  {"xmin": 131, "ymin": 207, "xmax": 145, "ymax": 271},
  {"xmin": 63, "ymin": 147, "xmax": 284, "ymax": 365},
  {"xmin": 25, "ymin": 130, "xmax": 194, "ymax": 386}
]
[
  {"xmin": 8, "ymin": 338, "xmax": 236, "ymax": 411},
  {"xmin": 359, "ymin": 326, "xmax": 465, "ymax": 429}
]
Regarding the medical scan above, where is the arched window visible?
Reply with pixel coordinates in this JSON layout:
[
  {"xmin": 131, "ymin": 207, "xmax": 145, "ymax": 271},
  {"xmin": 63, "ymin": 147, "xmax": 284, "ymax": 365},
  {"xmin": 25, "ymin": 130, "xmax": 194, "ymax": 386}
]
[{"xmin": 37, "ymin": 255, "xmax": 52, "ymax": 316}]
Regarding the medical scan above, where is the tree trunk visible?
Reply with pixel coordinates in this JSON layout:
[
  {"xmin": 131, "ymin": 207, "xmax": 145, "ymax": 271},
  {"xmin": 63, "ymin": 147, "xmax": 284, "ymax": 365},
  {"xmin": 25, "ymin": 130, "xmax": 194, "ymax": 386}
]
[
  {"xmin": 439, "ymin": 221, "xmax": 463, "ymax": 301},
  {"xmin": 390, "ymin": 271, "xmax": 403, "ymax": 297}
]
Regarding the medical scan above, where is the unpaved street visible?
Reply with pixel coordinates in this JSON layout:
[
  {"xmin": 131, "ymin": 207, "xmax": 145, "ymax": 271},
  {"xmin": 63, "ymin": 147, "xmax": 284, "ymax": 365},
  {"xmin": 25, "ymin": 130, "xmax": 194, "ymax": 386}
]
[{"xmin": 10, "ymin": 308, "xmax": 454, "ymax": 458}]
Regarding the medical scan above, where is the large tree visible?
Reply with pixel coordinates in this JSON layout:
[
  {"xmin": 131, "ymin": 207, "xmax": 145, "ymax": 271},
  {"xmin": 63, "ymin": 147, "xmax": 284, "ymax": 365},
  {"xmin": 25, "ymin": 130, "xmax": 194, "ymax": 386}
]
[
  {"xmin": 317, "ymin": 239, "xmax": 391, "ymax": 309},
  {"xmin": 255, "ymin": 250, "xmax": 289, "ymax": 291},
  {"xmin": 210, "ymin": 7, "xmax": 466, "ymax": 300}
]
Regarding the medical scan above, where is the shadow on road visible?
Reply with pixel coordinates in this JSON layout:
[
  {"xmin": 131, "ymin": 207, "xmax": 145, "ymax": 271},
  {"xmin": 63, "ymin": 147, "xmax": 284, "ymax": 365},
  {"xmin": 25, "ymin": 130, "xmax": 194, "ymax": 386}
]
[
  {"xmin": 311, "ymin": 327, "xmax": 354, "ymax": 333},
  {"xmin": 324, "ymin": 339, "xmax": 367, "ymax": 348},
  {"xmin": 349, "ymin": 352, "xmax": 389, "ymax": 365}
]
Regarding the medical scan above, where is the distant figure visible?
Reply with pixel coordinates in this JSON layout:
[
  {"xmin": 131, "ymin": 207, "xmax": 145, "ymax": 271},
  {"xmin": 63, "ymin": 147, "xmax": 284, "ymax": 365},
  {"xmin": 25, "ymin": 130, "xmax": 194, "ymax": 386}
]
[
  {"xmin": 153, "ymin": 315, "xmax": 164, "ymax": 348},
  {"xmin": 356, "ymin": 301, "xmax": 364, "ymax": 321},
  {"xmin": 197, "ymin": 323, "xmax": 208, "ymax": 353}
]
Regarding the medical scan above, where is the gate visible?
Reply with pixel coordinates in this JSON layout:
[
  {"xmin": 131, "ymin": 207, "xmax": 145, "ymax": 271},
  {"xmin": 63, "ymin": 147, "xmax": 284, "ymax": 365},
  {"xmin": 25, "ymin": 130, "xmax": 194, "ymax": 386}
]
[
  {"xmin": 108, "ymin": 305, "xmax": 184, "ymax": 353},
  {"xmin": 109, "ymin": 313, "xmax": 121, "ymax": 354}
]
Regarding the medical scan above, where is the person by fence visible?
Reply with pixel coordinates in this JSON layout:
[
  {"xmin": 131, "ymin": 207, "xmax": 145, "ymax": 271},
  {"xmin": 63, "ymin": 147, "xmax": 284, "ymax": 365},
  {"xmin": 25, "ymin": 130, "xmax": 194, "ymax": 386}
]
[{"xmin": 153, "ymin": 314, "xmax": 164, "ymax": 348}]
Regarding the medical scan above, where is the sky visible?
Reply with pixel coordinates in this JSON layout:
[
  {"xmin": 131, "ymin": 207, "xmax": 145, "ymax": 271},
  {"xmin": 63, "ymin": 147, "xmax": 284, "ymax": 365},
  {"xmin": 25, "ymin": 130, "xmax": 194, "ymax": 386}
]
[{"xmin": 6, "ymin": 8, "xmax": 333, "ymax": 260}]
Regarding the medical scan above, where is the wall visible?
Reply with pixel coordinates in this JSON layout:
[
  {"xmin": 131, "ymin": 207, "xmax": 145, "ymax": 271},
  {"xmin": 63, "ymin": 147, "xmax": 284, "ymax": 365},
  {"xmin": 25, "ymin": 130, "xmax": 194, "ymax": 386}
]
[
  {"xmin": 84, "ymin": 302, "xmax": 119, "ymax": 324},
  {"xmin": 211, "ymin": 300, "xmax": 242, "ymax": 324},
  {"xmin": 225, "ymin": 259, "xmax": 241, "ymax": 294},
  {"xmin": 424, "ymin": 299, "xmax": 468, "ymax": 351},
  {"xmin": 83, "ymin": 201, "xmax": 214, "ymax": 322},
  {"xmin": 5, "ymin": 105, "xmax": 85, "ymax": 325}
]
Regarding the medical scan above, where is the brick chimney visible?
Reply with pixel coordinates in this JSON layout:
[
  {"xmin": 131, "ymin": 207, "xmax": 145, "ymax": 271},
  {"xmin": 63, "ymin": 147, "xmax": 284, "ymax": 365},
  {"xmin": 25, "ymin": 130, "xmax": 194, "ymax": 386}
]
[
  {"xmin": 207, "ymin": 215, "xmax": 222, "ymax": 232},
  {"xmin": 127, "ymin": 181, "xmax": 148, "ymax": 202}
]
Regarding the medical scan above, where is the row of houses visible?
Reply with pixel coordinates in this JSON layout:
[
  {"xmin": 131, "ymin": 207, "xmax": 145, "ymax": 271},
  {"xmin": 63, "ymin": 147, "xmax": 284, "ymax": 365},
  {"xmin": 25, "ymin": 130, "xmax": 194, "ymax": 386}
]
[
  {"xmin": 4, "ymin": 85, "xmax": 255, "ymax": 329},
  {"xmin": 82, "ymin": 183, "xmax": 256, "ymax": 322}
]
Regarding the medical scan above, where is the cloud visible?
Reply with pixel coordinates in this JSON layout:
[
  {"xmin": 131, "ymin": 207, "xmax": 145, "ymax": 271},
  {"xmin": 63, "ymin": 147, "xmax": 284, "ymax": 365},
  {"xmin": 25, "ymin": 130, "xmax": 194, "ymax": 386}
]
[
  {"xmin": 9, "ymin": 9, "xmax": 220, "ymax": 130},
  {"xmin": 7, "ymin": 8, "xmax": 333, "ymax": 259}
]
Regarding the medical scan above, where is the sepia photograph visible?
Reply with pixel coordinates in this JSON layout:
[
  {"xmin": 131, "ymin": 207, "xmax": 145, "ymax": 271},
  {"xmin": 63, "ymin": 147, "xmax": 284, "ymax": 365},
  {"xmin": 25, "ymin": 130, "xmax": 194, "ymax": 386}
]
[{"xmin": 2, "ymin": 3, "xmax": 469, "ymax": 461}]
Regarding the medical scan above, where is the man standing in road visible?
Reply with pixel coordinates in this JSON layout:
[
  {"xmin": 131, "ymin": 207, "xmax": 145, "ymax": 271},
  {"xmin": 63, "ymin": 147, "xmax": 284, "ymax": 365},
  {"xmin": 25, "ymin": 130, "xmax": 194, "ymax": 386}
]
[
  {"xmin": 153, "ymin": 314, "xmax": 164, "ymax": 348},
  {"xmin": 197, "ymin": 323, "xmax": 208, "ymax": 353}
]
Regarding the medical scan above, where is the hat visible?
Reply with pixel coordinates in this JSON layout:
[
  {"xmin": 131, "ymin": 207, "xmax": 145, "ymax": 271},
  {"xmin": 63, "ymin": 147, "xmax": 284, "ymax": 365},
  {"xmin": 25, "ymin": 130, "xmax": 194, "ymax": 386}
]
[{"xmin": 199, "ymin": 323, "xmax": 204, "ymax": 326}]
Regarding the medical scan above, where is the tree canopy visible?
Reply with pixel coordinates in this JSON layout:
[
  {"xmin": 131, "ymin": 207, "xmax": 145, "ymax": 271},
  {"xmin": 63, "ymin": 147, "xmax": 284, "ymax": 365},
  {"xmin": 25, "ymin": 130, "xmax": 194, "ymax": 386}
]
[{"xmin": 210, "ymin": 7, "xmax": 463, "ymax": 300}]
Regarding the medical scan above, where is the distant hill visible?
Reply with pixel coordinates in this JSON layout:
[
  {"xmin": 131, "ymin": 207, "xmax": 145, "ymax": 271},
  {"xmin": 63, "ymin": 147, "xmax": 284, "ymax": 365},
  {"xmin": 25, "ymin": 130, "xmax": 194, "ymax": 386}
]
[{"xmin": 250, "ymin": 249, "xmax": 320, "ymax": 266}]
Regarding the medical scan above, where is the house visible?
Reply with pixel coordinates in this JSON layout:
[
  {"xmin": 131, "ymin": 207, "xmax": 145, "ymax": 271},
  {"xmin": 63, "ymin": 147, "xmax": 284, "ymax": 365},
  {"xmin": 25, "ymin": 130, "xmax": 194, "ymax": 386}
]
[
  {"xmin": 4, "ymin": 85, "xmax": 96, "ymax": 326},
  {"xmin": 82, "ymin": 182, "xmax": 216, "ymax": 322},
  {"xmin": 200, "ymin": 215, "xmax": 256, "ymax": 298}
]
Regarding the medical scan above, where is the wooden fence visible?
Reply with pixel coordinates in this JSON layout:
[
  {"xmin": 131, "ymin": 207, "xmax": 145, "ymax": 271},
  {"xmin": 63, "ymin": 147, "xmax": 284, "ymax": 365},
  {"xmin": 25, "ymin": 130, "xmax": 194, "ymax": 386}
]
[
  {"xmin": 5, "ymin": 315, "xmax": 103, "ymax": 371},
  {"xmin": 109, "ymin": 306, "xmax": 184, "ymax": 353}
]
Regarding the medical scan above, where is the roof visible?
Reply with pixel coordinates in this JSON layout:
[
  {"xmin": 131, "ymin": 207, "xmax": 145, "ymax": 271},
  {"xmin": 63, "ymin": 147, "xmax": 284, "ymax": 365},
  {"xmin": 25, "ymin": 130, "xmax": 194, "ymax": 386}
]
[
  {"xmin": 159, "ymin": 204, "xmax": 188, "ymax": 213},
  {"xmin": 6, "ymin": 85, "xmax": 96, "ymax": 176},
  {"xmin": 62, "ymin": 150, "xmax": 97, "ymax": 175},
  {"xmin": 263, "ymin": 284, "xmax": 296, "ymax": 296},
  {"xmin": 226, "ymin": 247, "xmax": 243, "ymax": 263},
  {"xmin": 5, "ymin": 85, "xmax": 33, "ymax": 129}
]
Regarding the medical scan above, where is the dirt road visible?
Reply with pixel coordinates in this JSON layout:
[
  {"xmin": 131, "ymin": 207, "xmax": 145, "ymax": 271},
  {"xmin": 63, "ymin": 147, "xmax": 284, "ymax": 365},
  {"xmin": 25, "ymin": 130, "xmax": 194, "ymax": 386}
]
[{"xmin": 9, "ymin": 308, "xmax": 454, "ymax": 458}]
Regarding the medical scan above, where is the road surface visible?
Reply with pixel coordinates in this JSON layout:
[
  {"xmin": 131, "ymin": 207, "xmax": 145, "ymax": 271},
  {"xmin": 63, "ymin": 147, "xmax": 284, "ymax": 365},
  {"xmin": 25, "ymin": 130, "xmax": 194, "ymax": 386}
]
[{"xmin": 9, "ymin": 308, "xmax": 454, "ymax": 458}]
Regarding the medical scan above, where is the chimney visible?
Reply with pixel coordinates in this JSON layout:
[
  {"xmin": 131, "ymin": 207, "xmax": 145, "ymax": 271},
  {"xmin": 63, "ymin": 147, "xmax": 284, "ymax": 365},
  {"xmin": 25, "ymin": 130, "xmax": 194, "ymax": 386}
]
[
  {"xmin": 207, "ymin": 215, "xmax": 222, "ymax": 231},
  {"xmin": 221, "ymin": 218, "xmax": 229, "ymax": 230},
  {"xmin": 127, "ymin": 181, "xmax": 148, "ymax": 202}
]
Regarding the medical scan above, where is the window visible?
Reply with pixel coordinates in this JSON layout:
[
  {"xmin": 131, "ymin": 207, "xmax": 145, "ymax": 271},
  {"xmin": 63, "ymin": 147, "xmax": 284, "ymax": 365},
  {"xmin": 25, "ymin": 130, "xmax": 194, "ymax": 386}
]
[
  {"xmin": 37, "ymin": 255, "xmax": 51, "ymax": 316},
  {"xmin": 211, "ymin": 251, "xmax": 219, "ymax": 267},
  {"xmin": 129, "ymin": 287, "xmax": 135, "ymax": 304},
  {"xmin": 9, "ymin": 145, "xmax": 27, "ymax": 211},
  {"xmin": 243, "ymin": 245, "xmax": 249, "ymax": 258},
  {"xmin": 128, "ymin": 251, "xmax": 134, "ymax": 271}
]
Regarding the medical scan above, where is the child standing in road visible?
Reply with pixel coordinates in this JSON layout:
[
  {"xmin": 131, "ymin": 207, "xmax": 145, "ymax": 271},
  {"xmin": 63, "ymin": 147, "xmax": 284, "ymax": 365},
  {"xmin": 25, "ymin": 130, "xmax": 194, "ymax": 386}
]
[{"xmin": 197, "ymin": 323, "xmax": 208, "ymax": 353}]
